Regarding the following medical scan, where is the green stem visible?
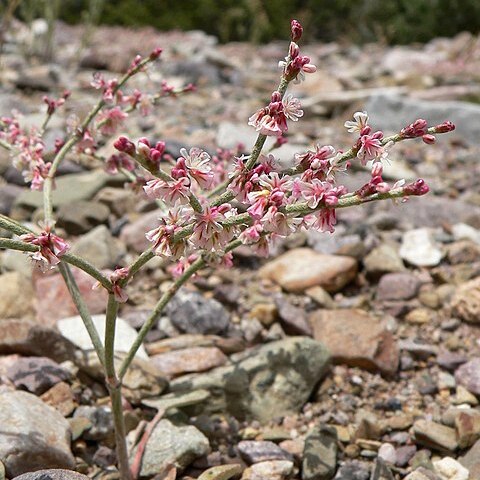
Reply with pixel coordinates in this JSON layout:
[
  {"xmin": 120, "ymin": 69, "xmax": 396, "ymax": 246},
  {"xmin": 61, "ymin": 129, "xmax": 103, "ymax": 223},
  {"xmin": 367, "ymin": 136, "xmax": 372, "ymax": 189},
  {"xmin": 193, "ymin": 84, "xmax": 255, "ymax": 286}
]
[
  {"xmin": 103, "ymin": 294, "xmax": 131, "ymax": 480},
  {"xmin": 0, "ymin": 216, "xmax": 112, "ymax": 290},
  {"xmin": 58, "ymin": 263, "xmax": 105, "ymax": 366},
  {"xmin": 109, "ymin": 384, "xmax": 132, "ymax": 480}
]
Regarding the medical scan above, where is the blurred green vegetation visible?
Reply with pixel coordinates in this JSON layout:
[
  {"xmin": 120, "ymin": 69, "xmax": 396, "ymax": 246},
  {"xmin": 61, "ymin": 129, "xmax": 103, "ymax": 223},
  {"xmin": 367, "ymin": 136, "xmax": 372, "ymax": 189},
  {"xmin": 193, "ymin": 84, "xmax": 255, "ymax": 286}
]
[{"xmin": 4, "ymin": 0, "xmax": 480, "ymax": 44}]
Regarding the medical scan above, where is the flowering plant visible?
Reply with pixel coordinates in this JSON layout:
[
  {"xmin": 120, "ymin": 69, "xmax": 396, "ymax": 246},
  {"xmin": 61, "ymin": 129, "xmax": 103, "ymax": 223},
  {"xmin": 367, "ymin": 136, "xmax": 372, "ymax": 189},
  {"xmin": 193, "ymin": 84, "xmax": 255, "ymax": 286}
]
[{"xmin": 0, "ymin": 20, "xmax": 454, "ymax": 480}]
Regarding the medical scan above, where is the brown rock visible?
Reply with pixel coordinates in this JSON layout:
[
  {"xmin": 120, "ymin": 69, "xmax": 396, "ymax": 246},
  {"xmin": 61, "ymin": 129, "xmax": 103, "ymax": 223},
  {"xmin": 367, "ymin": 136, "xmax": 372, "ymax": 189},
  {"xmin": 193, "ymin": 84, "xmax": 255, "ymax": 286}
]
[
  {"xmin": 0, "ymin": 319, "xmax": 77, "ymax": 362},
  {"xmin": 450, "ymin": 277, "xmax": 480, "ymax": 323},
  {"xmin": 309, "ymin": 309, "xmax": 399, "ymax": 376},
  {"xmin": 41, "ymin": 382, "xmax": 76, "ymax": 417},
  {"xmin": 0, "ymin": 272, "xmax": 34, "ymax": 318},
  {"xmin": 413, "ymin": 420, "xmax": 458, "ymax": 453},
  {"xmin": 259, "ymin": 248, "xmax": 357, "ymax": 293},
  {"xmin": 34, "ymin": 268, "xmax": 107, "ymax": 326},
  {"xmin": 150, "ymin": 346, "xmax": 228, "ymax": 378},
  {"xmin": 455, "ymin": 410, "xmax": 480, "ymax": 448}
]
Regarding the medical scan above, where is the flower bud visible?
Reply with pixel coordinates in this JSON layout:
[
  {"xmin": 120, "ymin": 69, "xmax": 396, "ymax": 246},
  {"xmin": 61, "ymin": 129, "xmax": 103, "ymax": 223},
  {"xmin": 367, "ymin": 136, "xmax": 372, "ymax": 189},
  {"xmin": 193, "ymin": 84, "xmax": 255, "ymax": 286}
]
[
  {"xmin": 149, "ymin": 47, "xmax": 163, "ymax": 60},
  {"xmin": 404, "ymin": 179, "xmax": 429, "ymax": 196},
  {"xmin": 113, "ymin": 136, "xmax": 136, "ymax": 156},
  {"xmin": 434, "ymin": 121, "xmax": 455, "ymax": 133},
  {"xmin": 422, "ymin": 134, "xmax": 436, "ymax": 144},
  {"xmin": 290, "ymin": 20, "xmax": 303, "ymax": 42}
]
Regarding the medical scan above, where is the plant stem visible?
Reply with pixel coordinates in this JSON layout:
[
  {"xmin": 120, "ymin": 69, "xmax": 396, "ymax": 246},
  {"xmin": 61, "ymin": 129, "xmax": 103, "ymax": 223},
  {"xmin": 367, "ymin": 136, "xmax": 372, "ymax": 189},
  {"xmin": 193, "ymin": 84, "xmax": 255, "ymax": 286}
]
[
  {"xmin": 109, "ymin": 384, "xmax": 132, "ymax": 480},
  {"xmin": 0, "ymin": 216, "xmax": 112, "ymax": 290},
  {"xmin": 58, "ymin": 263, "xmax": 105, "ymax": 367},
  {"xmin": 103, "ymin": 294, "xmax": 131, "ymax": 480}
]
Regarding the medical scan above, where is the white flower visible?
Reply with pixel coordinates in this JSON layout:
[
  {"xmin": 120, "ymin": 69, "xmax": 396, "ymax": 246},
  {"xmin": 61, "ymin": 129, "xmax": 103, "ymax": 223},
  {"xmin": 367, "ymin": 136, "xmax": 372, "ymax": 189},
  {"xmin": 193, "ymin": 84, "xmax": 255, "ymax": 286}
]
[{"xmin": 344, "ymin": 111, "xmax": 369, "ymax": 133}]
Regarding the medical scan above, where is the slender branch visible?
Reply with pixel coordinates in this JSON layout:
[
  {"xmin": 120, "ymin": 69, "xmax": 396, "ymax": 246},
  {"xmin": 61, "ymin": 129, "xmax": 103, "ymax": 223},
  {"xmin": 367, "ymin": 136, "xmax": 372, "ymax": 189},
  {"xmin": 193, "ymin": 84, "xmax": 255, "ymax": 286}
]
[
  {"xmin": 282, "ymin": 126, "xmax": 446, "ymax": 176},
  {"xmin": 43, "ymin": 54, "xmax": 159, "ymax": 225},
  {"xmin": 0, "ymin": 216, "xmax": 112, "ymax": 290},
  {"xmin": 0, "ymin": 238, "xmax": 38, "ymax": 253},
  {"xmin": 104, "ymin": 294, "xmax": 119, "ymax": 383},
  {"xmin": 58, "ymin": 263, "xmax": 105, "ymax": 366},
  {"xmin": 122, "ymin": 248, "xmax": 155, "ymax": 284},
  {"xmin": 210, "ymin": 77, "xmax": 290, "ymax": 207},
  {"xmin": 109, "ymin": 385, "xmax": 132, "ymax": 480},
  {"xmin": 61, "ymin": 253, "xmax": 112, "ymax": 290},
  {"xmin": 118, "ymin": 256, "xmax": 206, "ymax": 379}
]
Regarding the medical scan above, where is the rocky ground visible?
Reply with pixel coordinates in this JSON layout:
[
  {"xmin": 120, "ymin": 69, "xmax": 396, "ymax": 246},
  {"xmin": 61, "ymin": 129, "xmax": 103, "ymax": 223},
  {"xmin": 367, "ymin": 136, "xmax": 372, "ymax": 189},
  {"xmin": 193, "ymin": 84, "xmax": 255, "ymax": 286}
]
[{"xmin": 1, "ymin": 19, "xmax": 480, "ymax": 480}]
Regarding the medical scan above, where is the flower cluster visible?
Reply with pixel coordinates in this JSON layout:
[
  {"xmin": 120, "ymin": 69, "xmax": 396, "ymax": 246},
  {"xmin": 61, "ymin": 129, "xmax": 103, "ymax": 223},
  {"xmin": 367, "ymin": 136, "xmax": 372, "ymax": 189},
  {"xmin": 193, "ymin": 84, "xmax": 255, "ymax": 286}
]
[
  {"xmin": 248, "ymin": 92, "xmax": 303, "ymax": 137},
  {"xmin": 0, "ymin": 115, "xmax": 50, "ymax": 190},
  {"xmin": 20, "ymin": 227, "xmax": 69, "ymax": 271}
]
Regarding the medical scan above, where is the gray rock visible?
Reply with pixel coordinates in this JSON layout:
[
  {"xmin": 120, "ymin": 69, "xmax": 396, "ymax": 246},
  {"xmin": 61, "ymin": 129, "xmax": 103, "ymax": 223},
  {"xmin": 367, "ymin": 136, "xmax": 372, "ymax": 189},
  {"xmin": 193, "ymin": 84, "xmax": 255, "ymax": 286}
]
[
  {"xmin": 238, "ymin": 440, "xmax": 292, "ymax": 464},
  {"xmin": 166, "ymin": 289, "xmax": 230, "ymax": 335},
  {"xmin": 57, "ymin": 314, "xmax": 148, "ymax": 359},
  {"xmin": 12, "ymin": 470, "xmax": 89, "ymax": 480},
  {"xmin": 333, "ymin": 461, "xmax": 370, "ymax": 480},
  {"xmin": 0, "ymin": 184, "xmax": 24, "ymax": 215},
  {"xmin": 275, "ymin": 298, "xmax": 313, "ymax": 336},
  {"xmin": 376, "ymin": 272, "xmax": 421, "ymax": 301},
  {"xmin": 366, "ymin": 95, "xmax": 480, "ymax": 145},
  {"xmin": 73, "ymin": 405, "xmax": 114, "ymax": 442},
  {"xmin": 129, "ymin": 419, "xmax": 210, "ymax": 477},
  {"xmin": 0, "ymin": 390, "xmax": 74, "ymax": 477},
  {"xmin": 14, "ymin": 170, "xmax": 115, "ymax": 212},
  {"xmin": 6, "ymin": 356, "xmax": 70, "ymax": 395},
  {"xmin": 363, "ymin": 244, "xmax": 405, "ymax": 277},
  {"xmin": 302, "ymin": 424, "xmax": 338, "ymax": 480},
  {"xmin": 455, "ymin": 358, "xmax": 480, "ymax": 395},
  {"xmin": 70, "ymin": 225, "xmax": 125, "ymax": 269},
  {"xmin": 400, "ymin": 229, "xmax": 443, "ymax": 267},
  {"xmin": 170, "ymin": 337, "xmax": 330, "ymax": 422},
  {"xmin": 57, "ymin": 201, "xmax": 110, "ymax": 235}
]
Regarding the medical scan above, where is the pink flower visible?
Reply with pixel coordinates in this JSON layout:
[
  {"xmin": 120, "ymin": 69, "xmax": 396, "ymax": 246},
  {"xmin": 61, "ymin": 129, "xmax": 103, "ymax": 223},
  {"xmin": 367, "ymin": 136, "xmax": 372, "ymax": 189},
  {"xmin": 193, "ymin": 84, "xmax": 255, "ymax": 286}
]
[
  {"xmin": 240, "ymin": 223, "xmax": 263, "ymax": 244},
  {"xmin": 290, "ymin": 19, "xmax": 303, "ymax": 41},
  {"xmin": 191, "ymin": 204, "xmax": 234, "ymax": 251},
  {"xmin": 145, "ymin": 207, "xmax": 191, "ymax": 259},
  {"xmin": 260, "ymin": 206, "xmax": 300, "ymax": 236},
  {"xmin": 105, "ymin": 153, "xmax": 136, "ymax": 174},
  {"xmin": 109, "ymin": 267, "xmax": 130, "ymax": 303},
  {"xmin": 248, "ymin": 91, "xmax": 289, "ymax": 137},
  {"xmin": 144, "ymin": 176, "xmax": 191, "ymax": 205},
  {"xmin": 310, "ymin": 208, "xmax": 337, "ymax": 233},
  {"xmin": 280, "ymin": 43, "xmax": 317, "ymax": 83},
  {"xmin": 21, "ymin": 228, "xmax": 69, "ymax": 271},
  {"xmin": 357, "ymin": 132, "xmax": 389, "ymax": 165},
  {"xmin": 179, "ymin": 147, "xmax": 214, "ymax": 189},
  {"xmin": 282, "ymin": 94, "xmax": 303, "ymax": 122},
  {"xmin": 97, "ymin": 107, "xmax": 128, "ymax": 136},
  {"xmin": 293, "ymin": 178, "xmax": 341, "ymax": 208}
]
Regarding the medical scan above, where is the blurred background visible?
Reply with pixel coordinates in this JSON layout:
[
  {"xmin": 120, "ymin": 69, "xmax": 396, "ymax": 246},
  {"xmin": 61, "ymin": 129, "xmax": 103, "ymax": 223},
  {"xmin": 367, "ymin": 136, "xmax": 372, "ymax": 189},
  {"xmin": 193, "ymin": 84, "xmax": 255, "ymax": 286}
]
[{"xmin": 2, "ymin": 0, "xmax": 480, "ymax": 46}]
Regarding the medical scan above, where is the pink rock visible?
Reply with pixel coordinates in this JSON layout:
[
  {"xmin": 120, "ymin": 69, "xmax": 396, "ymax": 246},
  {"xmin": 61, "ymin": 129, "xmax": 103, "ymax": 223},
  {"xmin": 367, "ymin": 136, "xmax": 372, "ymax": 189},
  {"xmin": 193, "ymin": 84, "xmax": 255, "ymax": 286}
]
[
  {"xmin": 309, "ymin": 309, "xmax": 399, "ymax": 376},
  {"xmin": 150, "ymin": 346, "xmax": 228, "ymax": 378},
  {"xmin": 34, "ymin": 268, "xmax": 107, "ymax": 327}
]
